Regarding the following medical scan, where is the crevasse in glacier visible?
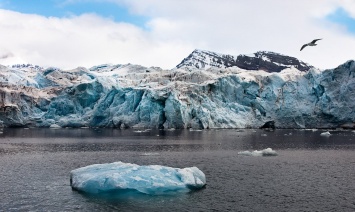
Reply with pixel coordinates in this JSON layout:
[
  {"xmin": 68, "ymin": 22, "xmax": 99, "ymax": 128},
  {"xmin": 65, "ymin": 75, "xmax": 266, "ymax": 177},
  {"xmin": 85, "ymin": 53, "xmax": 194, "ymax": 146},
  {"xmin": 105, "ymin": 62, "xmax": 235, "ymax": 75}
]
[{"xmin": 70, "ymin": 161, "xmax": 206, "ymax": 195}]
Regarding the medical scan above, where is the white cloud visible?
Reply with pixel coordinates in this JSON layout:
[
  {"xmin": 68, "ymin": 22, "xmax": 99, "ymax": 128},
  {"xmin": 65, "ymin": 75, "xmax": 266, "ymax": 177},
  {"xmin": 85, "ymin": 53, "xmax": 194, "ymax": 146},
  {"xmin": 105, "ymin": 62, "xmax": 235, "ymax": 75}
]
[
  {"xmin": 336, "ymin": 0, "xmax": 355, "ymax": 18},
  {"xmin": 114, "ymin": 0, "xmax": 355, "ymax": 69},
  {"xmin": 0, "ymin": 0, "xmax": 355, "ymax": 70},
  {"xmin": 0, "ymin": 9, "xmax": 192, "ymax": 69}
]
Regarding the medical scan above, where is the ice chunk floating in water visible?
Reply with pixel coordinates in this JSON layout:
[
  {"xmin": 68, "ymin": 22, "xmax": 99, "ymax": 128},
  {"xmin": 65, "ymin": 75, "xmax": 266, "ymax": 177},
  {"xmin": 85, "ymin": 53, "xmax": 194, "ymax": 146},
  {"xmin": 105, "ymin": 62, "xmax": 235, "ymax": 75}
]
[
  {"xmin": 70, "ymin": 161, "xmax": 206, "ymax": 195},
  {"xmin": 320, "ymin": 131, "xmax": 331, "ymax": 136},
  {"xmin": 238, "ymin": 148, "xmax": 277, "ymax": 157}
]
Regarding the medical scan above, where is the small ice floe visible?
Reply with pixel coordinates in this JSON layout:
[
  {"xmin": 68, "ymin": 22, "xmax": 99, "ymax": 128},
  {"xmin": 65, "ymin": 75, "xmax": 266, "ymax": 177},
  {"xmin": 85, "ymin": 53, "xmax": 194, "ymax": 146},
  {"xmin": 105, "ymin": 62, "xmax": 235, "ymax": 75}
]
[
  {"xmin": 305, "ymin": 128, "xmax": 318, "ymax": 131},
  {"xmin": 140, "ymin": 152, "xmax": 160, "ymax": 156},
  {"xmin": 320, "ymin": 131, "xmax": 331, "ymax": 136},
  {"xmin": 134, "ymin": 129, "xmax": 150, "ymax": 133},
  {"xmin": 352, "ymin": 130, "xmax": 355, "ymax": 133},
  {"xmin": 189, "ymin": 129, "xmax": 202, "ymax": 132},
  {"xmin": 261, "ymin": 134, "xmax": 267, "ymax": 137},
  {"xmin": 81, "ymin": 126, "xmax": 89, "ymax": 129},
  {"xmin": 306, "ymin": 128, "xmax": 318, "ymax": 132},
  {"xmin": 70, "ymin": 161, "xmax": 206, "ymax": 195},
  {"xmin": 238, "ymin": 148, "xmax": 278, "ymax": 157}
]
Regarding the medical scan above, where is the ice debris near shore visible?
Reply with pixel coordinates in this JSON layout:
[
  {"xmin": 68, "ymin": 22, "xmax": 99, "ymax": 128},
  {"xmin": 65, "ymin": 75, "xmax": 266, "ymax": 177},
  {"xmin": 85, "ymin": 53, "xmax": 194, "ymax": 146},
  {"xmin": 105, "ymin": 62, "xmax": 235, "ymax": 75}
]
[
  {"xmin": 238, "ymin": 148, "xmax": 278, "ymax": 156},
  {"xmin": 0, "ymin": 50, "xmax": 355, "ymax": 129},
  {"xmin": 70, "ymin": 161, "xmax": 206, "ymax": 195}
]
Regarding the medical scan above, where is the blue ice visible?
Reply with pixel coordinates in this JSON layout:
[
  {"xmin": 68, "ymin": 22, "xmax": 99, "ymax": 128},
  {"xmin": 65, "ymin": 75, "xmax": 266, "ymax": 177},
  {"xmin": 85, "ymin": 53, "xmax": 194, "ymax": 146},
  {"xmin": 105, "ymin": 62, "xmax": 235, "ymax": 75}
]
[{"xmin": 70, "ymin": 161, "xmax": 206, "ymax": 195}]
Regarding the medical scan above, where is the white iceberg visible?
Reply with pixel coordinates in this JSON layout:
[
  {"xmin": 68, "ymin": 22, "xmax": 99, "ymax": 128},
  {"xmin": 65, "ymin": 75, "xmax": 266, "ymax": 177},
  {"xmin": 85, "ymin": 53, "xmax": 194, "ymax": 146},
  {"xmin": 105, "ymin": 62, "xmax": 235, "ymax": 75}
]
[
  {"xmin": 70, "ymin": 161, "xmax": 206, "ymax": 195},
  {"xmin": 320, "ymin": 131, "xmax": 331, "ymax": 136},
  {"xmin": 238, "ymin": 148, "xmax": 277, "ymax": 157}
]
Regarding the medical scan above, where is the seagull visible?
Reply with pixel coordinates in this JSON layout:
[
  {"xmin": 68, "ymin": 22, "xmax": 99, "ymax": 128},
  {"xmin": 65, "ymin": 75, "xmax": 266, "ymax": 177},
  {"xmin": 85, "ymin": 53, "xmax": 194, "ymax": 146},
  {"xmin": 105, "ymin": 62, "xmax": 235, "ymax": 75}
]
[{"xmin": 300, "ymin": 39, "xmax": 322, "ymax": 51}]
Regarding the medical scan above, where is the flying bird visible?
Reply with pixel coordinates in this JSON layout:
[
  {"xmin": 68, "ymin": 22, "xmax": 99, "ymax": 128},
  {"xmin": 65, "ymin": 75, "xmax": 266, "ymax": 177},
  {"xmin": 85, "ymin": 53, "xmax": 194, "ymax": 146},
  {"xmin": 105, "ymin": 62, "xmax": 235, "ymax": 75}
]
[{"xmin": 300, "ymin": 39, "xmax": 322, "ymax": 51}]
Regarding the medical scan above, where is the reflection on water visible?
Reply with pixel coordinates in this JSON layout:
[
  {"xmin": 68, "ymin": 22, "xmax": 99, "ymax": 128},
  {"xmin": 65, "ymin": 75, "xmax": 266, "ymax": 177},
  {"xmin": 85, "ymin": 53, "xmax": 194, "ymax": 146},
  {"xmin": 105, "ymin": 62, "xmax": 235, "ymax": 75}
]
[
  {"xmin": 1, "ymin": 128, "xmax": 355, "ymax": 153},
  {"xmin": 0, "ymin": 129, "xmax": 355, "ymax": 211}
]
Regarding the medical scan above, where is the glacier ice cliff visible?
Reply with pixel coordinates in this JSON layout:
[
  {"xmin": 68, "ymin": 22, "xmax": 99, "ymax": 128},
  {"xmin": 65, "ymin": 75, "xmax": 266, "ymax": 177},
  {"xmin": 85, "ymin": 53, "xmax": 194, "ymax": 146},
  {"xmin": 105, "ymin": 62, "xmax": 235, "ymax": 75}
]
[
  {"xmin": 0, "ymin": 50, "xmax": 354, "ymax": 129},
  {"xmin": 70, "ymin": 161, "xmax": 206, "ymax": 195}
]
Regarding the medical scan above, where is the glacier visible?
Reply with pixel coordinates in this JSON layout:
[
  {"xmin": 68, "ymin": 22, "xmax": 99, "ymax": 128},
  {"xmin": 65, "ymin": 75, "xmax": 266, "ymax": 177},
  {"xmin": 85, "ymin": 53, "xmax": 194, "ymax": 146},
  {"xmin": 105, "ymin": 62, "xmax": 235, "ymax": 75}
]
[
  {"xmin": 70, "ymin": 161, "xmax": 206, "ymax": 195},
  {"xmin": 0, "ymin": 50, "xmax": 355, "ymax": 129}
]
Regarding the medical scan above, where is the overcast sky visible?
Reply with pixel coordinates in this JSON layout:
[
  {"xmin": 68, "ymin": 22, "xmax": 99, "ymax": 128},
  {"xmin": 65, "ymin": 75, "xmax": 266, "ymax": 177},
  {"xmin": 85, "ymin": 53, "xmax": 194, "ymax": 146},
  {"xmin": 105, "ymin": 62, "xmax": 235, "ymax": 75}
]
[{"xmin": 0, "ymin": 0, "xmax": 354, "ymax": 70}]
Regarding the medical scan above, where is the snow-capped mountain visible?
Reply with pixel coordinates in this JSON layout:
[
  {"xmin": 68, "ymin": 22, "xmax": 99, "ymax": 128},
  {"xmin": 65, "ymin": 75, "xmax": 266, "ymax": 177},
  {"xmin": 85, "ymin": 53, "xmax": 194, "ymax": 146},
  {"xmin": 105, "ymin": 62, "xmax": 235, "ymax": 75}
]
[
  {"xmin": 176, "ymin": 49, "xmax": 313, "ymax": 72},
  {"xmin": 0, "ymin": 50, "xmax": 354, "ymax": 129}
]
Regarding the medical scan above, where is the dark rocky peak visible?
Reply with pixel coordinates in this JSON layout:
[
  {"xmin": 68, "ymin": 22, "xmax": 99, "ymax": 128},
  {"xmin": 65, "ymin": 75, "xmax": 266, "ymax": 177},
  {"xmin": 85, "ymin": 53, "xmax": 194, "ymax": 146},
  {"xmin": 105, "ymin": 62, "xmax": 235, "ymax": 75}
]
[
  {"xmin": 238, "ymin": 51, "xmax": 313, "ymax": 72},
  {"xmin": 11, "ymin": 64, "xmax": 43, "ymax": 71},
  {"xmin": 176, "ymin": 49, "xmax": 313, "ymax": 72}
]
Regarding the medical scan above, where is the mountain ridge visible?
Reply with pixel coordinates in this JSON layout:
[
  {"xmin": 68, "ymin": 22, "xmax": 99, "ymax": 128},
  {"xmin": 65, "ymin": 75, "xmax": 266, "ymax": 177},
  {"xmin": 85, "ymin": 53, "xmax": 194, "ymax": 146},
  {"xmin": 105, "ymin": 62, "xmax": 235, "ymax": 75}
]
[{"xmin": 176, "ymin": 49, "xmax": 313, "ymax": 72}]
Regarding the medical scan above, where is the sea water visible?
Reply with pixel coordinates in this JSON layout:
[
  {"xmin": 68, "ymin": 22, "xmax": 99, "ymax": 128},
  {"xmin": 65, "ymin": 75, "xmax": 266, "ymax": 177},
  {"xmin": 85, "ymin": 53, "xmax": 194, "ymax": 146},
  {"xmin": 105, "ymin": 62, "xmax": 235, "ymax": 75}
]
[{"xmin": 0, "ymin": 128, "xmax": 355, "ymax": 211}]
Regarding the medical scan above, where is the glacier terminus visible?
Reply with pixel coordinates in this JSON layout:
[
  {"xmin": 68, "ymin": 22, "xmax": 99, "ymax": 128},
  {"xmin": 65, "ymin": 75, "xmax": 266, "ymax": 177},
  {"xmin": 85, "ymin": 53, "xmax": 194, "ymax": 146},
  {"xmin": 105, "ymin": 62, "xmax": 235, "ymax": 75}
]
[{"xmin": 0, "ymin": 49, "xmax": 354, "ymax": 129}]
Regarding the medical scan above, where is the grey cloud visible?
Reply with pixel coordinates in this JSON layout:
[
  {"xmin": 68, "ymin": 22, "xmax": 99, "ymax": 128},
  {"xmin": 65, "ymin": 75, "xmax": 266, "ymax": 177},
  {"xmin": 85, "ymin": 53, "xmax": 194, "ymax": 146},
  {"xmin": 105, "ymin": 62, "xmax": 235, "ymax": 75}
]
[{"xmin": 0, "ymin": 52, "xmax": 14, "ymax": 60}]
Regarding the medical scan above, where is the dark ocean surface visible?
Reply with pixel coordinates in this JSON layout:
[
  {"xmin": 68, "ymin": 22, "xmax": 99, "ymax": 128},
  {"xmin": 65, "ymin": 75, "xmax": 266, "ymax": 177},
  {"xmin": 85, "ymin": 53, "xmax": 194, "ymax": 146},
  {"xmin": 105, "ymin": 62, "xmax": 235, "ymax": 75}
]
[{"xmin": 1, "ymin": 128, "xmax": 355, "ymax": 211}]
